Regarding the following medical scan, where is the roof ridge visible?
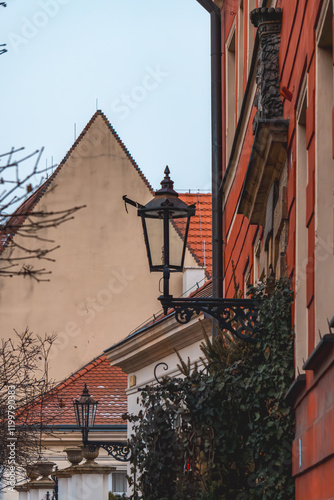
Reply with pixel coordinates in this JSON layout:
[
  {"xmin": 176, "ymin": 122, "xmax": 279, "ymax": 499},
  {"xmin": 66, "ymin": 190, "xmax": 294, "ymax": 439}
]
[
  {"xmin": 188, "ymin": 277, "xmax": 212, "ymax": 297},
  {"xmin": 54, "ymin": 354, "xmax": 107, "ymax": 393},
  {"xmin": 97, "ymin": 110, "xmax": 153, "ymax": 193},
  {"xmin": 0, "ymin": 110, "xmax": 153, "ymax": 252},
  {"xmin": 19, "ymin": 354, "xmax": 108, "ymax": 413},
  {"xmin": 58, "ymin": 110, "xmax": 152, "ymax": 192},
  {"xmin": 179, "ymin": 192, "xmax": 211, "ymax": 196},
  {"xmin": 16, "ymin": 353, "xmax": 127, "ymax": 426},
  {"xmin": 106, "ymin": 279, "xmax": 213, "ymax": 349}
]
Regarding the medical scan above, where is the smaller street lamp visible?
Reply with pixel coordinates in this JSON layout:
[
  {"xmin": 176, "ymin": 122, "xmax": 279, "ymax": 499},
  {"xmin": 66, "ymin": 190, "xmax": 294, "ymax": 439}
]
[
  {"xmin": 73, "ymin": 384, "xmax": 130, "ymax": 462},
  {"xmin": 123, "ymin": 167, "xmax": 260, "ymax": 342},
  {"xmin": 73, "ymin": 383, "xmax": 98, "ymax": 444}
]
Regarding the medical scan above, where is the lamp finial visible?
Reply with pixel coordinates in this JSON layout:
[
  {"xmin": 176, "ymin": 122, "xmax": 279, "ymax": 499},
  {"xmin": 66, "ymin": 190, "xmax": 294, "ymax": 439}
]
[{"xmin": 157, "ymin": 166, "xmax": 177, "ymax": 196}]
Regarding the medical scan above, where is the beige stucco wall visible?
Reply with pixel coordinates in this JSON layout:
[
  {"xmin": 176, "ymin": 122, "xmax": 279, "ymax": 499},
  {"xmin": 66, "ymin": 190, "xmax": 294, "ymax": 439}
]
[{"xmin": 0, "ymin": 112, "xmax": 199, "ymax": 381}]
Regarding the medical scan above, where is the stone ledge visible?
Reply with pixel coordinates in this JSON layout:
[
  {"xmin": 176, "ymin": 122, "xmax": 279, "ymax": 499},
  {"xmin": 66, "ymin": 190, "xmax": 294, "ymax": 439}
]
[
  {"xmin": 303, "ymin": 334, "xmax": 334, "ymax": 371},
  {"xmin": 284, "ymin": 374, "xmax": 306, "ymax": 407},
  {"xmin": 238, "ymin": 118, "xmax": 288, "ymax": 226},
  {"xmin": 54, "ymin": 463, "xmax": 116, "ymax": 478}
]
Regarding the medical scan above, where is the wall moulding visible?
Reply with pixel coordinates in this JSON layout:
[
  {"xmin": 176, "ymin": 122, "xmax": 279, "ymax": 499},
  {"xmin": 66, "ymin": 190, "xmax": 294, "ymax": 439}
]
[{"xmin": 238, "ymin": 118, "xmax": 289, "ymax": 226}]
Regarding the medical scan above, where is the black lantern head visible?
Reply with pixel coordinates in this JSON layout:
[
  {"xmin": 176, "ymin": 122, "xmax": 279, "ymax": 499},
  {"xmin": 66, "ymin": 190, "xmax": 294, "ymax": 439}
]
[
  {"xmin": 138, "ymin": 166, "xmax": 196, "ymax": 273},
  {"xmin": 73, "ymin": 384, "xmax": 98, "ymax": 442}
]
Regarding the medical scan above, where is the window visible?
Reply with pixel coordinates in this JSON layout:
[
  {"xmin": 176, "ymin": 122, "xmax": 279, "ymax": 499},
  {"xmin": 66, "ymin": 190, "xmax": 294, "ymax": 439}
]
[
  {"xmin": 247, "ymin": 0, "xmax": 256, "ymax": 74},
  {"xmin": 314, "ymin": 0, "xmax": 334, "ymax": 337},
  {"xmin": 243, "ymin": 261, "xmax": 250, "ymax": 297},
  {"xmin": 237, "ymin": 0, "xmax": 245, "ymax": 116},
  {"xmin": 226, "ymin": 24, "xmax": 236, "ymax": 161},
  {"xmin": 110, "ymin": 472, "xmax": 127, "ymax": 495},
  {"xmin": 295, "ymin": 75, "xmax": 308, "ymax": 371},
  {"xmin": 264, "ymin": 183, "xmax": 274, "ymax": 275},
  {"xmin": 253, "ymin": 239, "xmax": 261, "ymax": 283}
]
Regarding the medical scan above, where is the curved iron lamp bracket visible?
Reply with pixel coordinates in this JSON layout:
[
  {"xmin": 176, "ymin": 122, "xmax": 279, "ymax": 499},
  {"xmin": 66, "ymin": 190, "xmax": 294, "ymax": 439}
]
[
  {"xmin": 154, "ymin": 362, "xmax": 169, "ymax": 384},
  {"xmin": 84, "ymin": 441, "xmax": 131, "ymax": 462},
  {"xmin": 159, "ymin": 296, "xmax": 260, "ymax": 343}
]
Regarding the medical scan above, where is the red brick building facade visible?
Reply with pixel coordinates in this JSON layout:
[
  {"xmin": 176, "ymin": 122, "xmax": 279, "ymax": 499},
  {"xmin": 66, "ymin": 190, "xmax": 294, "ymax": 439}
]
[{"xmin": 216, "ymin": 0, "xmax": 334, "ymax": 497}]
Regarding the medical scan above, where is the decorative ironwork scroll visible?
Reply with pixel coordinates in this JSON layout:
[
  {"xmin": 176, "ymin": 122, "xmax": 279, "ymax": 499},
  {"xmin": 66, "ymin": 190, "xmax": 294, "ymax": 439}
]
[
  {"xmin": 87, "ymin": 441, "xmax": 131, "ymax": 462},
  {"xmin": 154, "ymin": 362, "xmax": 169, "ymax": 384},
  {"xmin": 159, "ymin": 297, "xmax": 260, "ymax": 342}
]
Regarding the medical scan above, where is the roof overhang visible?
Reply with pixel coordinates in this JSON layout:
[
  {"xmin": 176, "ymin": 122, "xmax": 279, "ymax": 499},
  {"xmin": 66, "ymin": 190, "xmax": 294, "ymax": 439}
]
[
  {"xmin": 238, "ymin": 118, "xmax": 289, "ymax": 226},
  {"xmin": 105, "ymin": 313, "xmax": 211, "ymax": 373}
]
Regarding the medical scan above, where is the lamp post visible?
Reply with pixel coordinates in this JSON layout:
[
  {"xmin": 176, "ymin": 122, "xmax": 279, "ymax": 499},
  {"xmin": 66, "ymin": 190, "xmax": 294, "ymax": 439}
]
[
  {"xmin": 73, "ymin": 384, "xmax": 130, "ymax": 462},
  {"xmin": 123, "ymin": 167, "xmax": 260, "ymax": 342}
]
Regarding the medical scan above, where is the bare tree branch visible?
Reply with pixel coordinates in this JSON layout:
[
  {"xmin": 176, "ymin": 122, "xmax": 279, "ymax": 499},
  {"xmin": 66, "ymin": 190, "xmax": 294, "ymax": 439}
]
[
  {"xmin": 0, "ymin": 147, "xmax": 85, "ymax": 279},
  {"xmin": 0, "ymin": 329, "xmax": 58, "ymax": 490}
]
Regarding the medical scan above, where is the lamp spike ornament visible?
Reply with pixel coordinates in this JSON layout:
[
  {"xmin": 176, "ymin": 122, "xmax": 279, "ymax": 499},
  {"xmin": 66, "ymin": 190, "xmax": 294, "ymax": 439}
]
[{"xmin": 157, "ymin": 165, "xmax": 177, "ymax": 195}]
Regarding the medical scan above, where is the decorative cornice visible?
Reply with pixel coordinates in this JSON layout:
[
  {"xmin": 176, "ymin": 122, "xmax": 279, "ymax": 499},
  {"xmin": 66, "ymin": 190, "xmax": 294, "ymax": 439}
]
[
  {"xmin": 250, "ymin": 7, "xmax": 282, "ymax": 35},
  {"xmin": 237, "ymin": 118, "xmax": 288, "ymax": 225},
  {"xmin": 106, "ymin": 314, "xmax": 210, "ymax": 373},
  {"xmin": 250, "ymin": 7, "xmax": 283, "ymax": 132}
]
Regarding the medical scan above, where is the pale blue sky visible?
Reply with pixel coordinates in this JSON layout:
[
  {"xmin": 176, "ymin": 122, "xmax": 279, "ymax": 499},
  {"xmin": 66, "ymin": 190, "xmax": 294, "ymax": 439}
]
[{"xmin": 1, "ymin": 0, "xmax": 211, "ymax": 192}]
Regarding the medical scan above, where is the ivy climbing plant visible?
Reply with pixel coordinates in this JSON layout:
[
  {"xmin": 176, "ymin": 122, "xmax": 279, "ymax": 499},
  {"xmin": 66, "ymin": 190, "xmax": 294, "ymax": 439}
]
[{"xmin": 125, "ymin": 279, "xmax": 295, "ymax": 500}]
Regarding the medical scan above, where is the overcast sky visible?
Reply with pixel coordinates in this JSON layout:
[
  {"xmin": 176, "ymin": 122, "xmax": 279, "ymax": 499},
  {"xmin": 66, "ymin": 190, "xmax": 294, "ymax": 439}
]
[{"xmin": 0, "ymin": 0, "xmax": 211, "ymax": 192}]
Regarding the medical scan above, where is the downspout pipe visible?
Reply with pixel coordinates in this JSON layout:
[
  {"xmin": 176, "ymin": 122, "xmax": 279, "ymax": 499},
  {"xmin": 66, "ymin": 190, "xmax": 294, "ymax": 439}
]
[{"xmin": 196, "ymin": 0, "xmax": 223, "ymax": 300}]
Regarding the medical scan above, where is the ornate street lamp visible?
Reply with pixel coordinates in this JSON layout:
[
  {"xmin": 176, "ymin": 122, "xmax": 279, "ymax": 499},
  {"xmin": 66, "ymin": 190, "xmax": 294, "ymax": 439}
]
[
  {"xmin": 73, "ymin": 383, "xmax": 98, "ymax": 444},
  {"xmin": 134, "ymin": 166, "xmax": 195, "ymax": 299},
  {"xmin": 123, "ymin": 167, "xmax": 260, "ymax": 342},
  {"xmin": 73, "ymin": 384, "xmax": 130, "ymax": 462}
]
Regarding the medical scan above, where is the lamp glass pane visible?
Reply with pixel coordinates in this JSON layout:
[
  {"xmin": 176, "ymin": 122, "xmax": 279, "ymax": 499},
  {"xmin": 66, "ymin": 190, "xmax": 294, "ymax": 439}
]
[
  {"xmin": 83, "ymin": 403, "xmax": 89, "ymax": 428},
  {"xmin": 78, "ymin": 404, "xmax": 85, "ymax": 428},
  {"xmin": 145, "ymin": 216, "xmax": 164, "ymax": 268},
  {"xmin": 89, "ymin": 403, "xmax": 97, "ymax": 427},
  {"xmin": 74, "ymin": 403, "xmax": 81, "ymax": 427},
  {"xmin": 169, "ymin": 219, "xmax": 185, "ymax": 269}
]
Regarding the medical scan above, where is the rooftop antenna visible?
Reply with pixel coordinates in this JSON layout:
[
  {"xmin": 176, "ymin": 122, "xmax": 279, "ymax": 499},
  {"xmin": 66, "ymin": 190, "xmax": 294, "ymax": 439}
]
[
  {"xmin": 74, "ymin": 123, "xmax": 77, "ymax": 141},
  {"xmin": 96, "ymin": 98, "xmax": 98, "ymax": 111}
]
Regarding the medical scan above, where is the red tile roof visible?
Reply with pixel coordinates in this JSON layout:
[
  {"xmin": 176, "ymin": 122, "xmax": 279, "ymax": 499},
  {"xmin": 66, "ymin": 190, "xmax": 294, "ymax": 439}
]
[
  {"xmin": 178, "ymin": 193, "xmax": 212, "ymax": 277},
  {"xmin": 19, "ymin": 355, "xmax": 127, "ymax": 427}
]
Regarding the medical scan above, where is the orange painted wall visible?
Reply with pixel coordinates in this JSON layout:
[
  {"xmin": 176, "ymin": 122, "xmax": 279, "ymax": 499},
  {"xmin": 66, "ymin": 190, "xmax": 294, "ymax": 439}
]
[{"xmin": 293, "ymin": 352, "xmax": 334, "ymax": 499}]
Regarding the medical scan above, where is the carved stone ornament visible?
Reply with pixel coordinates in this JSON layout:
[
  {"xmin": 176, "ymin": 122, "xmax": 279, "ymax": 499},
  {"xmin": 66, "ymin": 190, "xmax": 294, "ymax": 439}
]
[
  {"xmin": 250, "ymin": 7, "xmax": 283, "ymax": 133},
  {"xmin": 64, "ymin": 447, "xmax": 83, "ymax": 466}
]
